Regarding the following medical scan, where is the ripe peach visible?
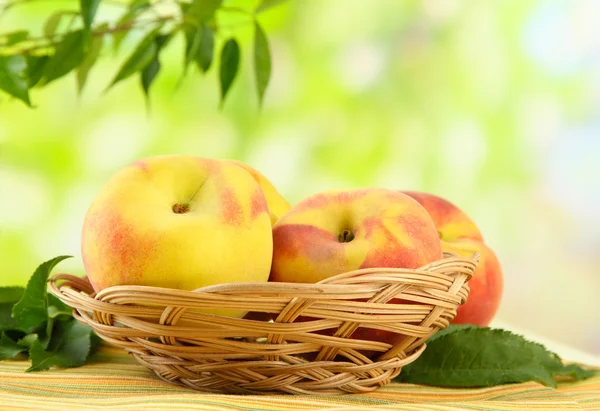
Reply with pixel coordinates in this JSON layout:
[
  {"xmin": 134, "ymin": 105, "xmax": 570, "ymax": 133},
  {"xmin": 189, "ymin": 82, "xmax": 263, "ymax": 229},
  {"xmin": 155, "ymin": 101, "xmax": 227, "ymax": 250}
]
[
  {"xmin": 81, "ymin": 155, "xmax": 273, "ymax": 317},
  {"xmin": 269, "ymin": 188, "xmax": 443, "ymax": 358},
  {"xmin": 402, "ymin": 191, "xmax": 503, "ymax": 326},
  {"xmin": 227, "ymin": 160, "xmax": 291, "ymax": 225}
]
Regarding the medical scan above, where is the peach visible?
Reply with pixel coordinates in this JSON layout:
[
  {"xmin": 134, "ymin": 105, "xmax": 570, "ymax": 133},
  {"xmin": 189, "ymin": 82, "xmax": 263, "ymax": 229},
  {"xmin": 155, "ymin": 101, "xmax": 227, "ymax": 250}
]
[
  {"xmin": 269, "ymin": 188, "xmax": 443, "ymax": 358},
  {"xmin": 270, "ymin": 189, "xmax": 442, "ymax": 283},
  {"xmin": 402, "ymin": 191, "xmax": 503, "ymax": 326},
  {"xmin": 81, "ymin": 155, "xmax": 273, "ymax": 317},
  {"xmin": 227, "ymin": 160, "xmax": 291, "ymax": 225}
]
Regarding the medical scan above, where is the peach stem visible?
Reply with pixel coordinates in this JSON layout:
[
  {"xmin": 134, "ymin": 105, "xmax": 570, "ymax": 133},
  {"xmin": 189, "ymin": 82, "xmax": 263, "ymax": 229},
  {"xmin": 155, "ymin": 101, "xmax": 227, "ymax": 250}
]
[
  {"xmin": 172, "ymin": 203, "xmax": 190, "ymax": 214},
  {"xmin": 338, "ymin": 230, "xmax": 355, "ymax": 243}
]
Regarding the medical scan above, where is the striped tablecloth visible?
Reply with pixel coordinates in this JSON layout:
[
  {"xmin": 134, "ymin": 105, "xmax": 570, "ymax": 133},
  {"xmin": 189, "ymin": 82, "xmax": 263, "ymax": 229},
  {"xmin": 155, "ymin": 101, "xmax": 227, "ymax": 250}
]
[{"xmin": 1, "ymin": 344, "xmax": 598, "ymax": 411}]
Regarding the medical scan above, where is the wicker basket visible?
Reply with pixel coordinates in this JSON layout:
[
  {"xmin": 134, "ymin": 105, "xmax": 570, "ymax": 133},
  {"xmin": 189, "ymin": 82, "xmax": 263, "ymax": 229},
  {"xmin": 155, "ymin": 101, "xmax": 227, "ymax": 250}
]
[{"xmin": 48, "ymin": 252, "xmax": 477, "ymax": 395}]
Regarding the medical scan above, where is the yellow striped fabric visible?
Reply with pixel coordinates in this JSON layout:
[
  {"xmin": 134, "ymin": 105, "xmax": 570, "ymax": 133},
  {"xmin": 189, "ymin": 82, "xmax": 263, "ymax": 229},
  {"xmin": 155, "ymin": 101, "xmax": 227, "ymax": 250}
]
[{"xmin": 0, "ymin": 344, "xmax": 598, "ymax": 411}]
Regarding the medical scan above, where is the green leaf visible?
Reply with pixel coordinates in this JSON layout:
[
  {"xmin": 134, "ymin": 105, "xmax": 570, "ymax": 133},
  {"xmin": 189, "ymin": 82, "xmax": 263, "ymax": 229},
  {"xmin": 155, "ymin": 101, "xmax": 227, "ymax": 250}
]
[
  {"xmin": 47, "ymin": 304, "xmax": 72, "ymax": 329},
  {"xmin": 27, "ymin": 321, "xmax": 94, "ymax": 372},
  {"xmin": 557, "ymin": 363, "xmax": 598, "ymax": 380},
  {"xmin": 219, "ymin": 38, "xmax": 240, "ymax": 106},
  {"xmin": 155, "ymin": 33, "xmax": 171, "ymax": 49},
  {"xmin": 141, "ymin": 55, "xmax": 160, "ymax": 97},
  {"xmin": 0, "ymin": 287, "xmax": 25, "ymax": 332},
  {"xmin": 255, "ymin": 0, "xmax": 289, "ymax": 14},
  {"xmin": 184, "ymin": 25, "xmax": 214, "ymax": 74},
  {"xmin": 12, "ymin": 256, "xmax": 72, "ymax": 332},
  {"xmin": 108, "ymin": 30, "xmax": 159, "ymax": 89},
  {"xmin": 90, "ymin": 331, "xmax": 102, "ymax": 354},
  {"xmin": 0, "ymin": 287, "xmax": 25, "ymax": 304},
  {"xmin": 183, "ymin": 0, "xmax": 222, "ymax": 25},
  {"xmin": 80, "ymin": 0, "xmax": 101, "ymax": 32},
  {"xmin": 47, "ymin": 294, "xmax": 72, "ymax": 320},
  {"xmin": 16, "ymin": 325, "xmax": 53, "ymax": 351},
  {"xmin": 43, "ymin": 30, "xmax": 86, "ymax": 84},
  {"xmin": 0, "ymin": 55, "xmax": 31, "ymax": 106},
  {"xmin": 0, "ymin": 333, "xmax": 26, "ymax": 360},
  {"xmin": 197, "ymin": 26, "xmax": 214, "ymax": 72},
  {"xmin": 26, "ymin": 55, "xmax": 50, "ymax": 88},
  {"xmin": 4, "ymin": 30, "xmax": 29, "ymax": 46},
  {"xmin": 43, "ymin": 11, "xmax": 74, "ymax": 38},
  {"xmin": 183, "ymin": 25, "xmax": 202, "ymax": 72},
  {"xmin": 17, "ymin": 333, "xmax": 39, "ymax": 348},
  {"xmin": 43, "ymin": 318, "xmax": 56, "ymax": 349},
  {"xmin": 141, "ymin": 34, "xmax": 170, "ymax": 99},
  {"xmin": 395, "ymin": 327, "xmax": 584, "ymax": 388},
  {"xmin": 426, "ymin": 324, "xmax": 478, "ymax": 343},
  {"xmin": 253, "ymin": 22, "xmax": 271, "ymax": 105},
  {"xmin": 77, "ymin": 30, "xmax": 105, "ymax": 93}
]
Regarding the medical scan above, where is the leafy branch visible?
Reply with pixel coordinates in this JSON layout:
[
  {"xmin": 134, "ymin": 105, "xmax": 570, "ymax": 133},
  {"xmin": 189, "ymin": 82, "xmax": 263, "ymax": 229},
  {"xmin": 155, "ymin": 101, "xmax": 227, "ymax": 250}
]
[{"xmin": 0, "ymin": 0, "xmax": 286, "ymax": 107}]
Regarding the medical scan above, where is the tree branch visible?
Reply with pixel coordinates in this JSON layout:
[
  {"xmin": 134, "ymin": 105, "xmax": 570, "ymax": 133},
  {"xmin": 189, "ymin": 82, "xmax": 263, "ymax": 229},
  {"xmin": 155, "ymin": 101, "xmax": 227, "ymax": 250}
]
[{"xmin": 0, "ymin": 15, "xmax": 178, "ymax": 55}]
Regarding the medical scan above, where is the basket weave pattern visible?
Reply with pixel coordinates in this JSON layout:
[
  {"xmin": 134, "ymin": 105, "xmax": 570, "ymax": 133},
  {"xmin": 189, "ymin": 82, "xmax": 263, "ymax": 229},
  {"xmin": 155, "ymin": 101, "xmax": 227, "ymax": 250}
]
[{"xmin": 49, "ymin": 253, "xmax": 477, "ymax": 395}]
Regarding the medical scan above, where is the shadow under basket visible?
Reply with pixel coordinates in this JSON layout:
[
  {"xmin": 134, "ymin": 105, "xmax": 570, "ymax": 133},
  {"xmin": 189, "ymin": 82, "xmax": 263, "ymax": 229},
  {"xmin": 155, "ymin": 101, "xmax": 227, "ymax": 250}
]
[{"xmin": 48, "ymin": 252, "xmax": 477, "ymax": 395}]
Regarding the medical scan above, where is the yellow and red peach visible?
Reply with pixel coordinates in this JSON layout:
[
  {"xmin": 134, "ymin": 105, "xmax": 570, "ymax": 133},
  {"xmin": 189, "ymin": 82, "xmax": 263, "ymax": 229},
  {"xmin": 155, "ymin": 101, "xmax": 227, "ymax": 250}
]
[
  {"xmin": 81, "ymin": 155, "xmax": 273, "ymax": 317},
  {"xmin": 402, "ymin": 191, "xmax": 503, "ymax": 326},
  {"xmin": 270, "ymin": 189, "xmax": 443, "ymax": 283},
  {"xmin": 269, "ymin": 188, "xmax": 443, "ymax": 358},
  {"xmin": 227, "ymin": 160, "xmax": 291, "ymax": 225}
]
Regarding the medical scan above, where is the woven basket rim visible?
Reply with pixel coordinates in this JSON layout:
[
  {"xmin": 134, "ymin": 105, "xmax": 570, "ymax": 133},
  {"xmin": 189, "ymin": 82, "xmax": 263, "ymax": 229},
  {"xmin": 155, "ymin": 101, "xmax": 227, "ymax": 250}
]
[{"xmin": 52, "ymin": 252, "xmax": 477, "ymax": 294}]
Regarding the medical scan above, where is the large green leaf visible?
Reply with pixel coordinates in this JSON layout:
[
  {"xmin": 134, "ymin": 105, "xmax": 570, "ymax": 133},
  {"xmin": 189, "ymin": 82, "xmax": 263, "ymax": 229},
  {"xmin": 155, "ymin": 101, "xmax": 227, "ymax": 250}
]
[
  {"xmin": 219, "ymin": 38, "xmax": 240, "ymax": 106},
  {"xmin": 43, "ymin": 30, "xmax": 86, "ymax": 84},
  {"xmin": 0, "ymin": 55, "xmax": 31, "ymax": 106},
  {"xmin": 253, "ymin": 22, "xmax": 271, "ymax": 105},
  {"xmin": 395, "ymin": 326, "xmax": 598, "ymax": 388}
]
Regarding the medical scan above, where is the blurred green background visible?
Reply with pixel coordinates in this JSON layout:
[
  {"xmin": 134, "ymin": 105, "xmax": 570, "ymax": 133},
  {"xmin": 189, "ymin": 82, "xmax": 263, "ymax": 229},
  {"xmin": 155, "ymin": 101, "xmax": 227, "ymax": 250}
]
[{"xmin": 1, "ymin": 0, "xmax": 599, "ymax": 357}]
